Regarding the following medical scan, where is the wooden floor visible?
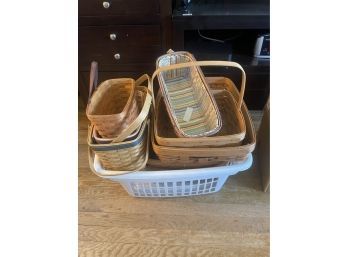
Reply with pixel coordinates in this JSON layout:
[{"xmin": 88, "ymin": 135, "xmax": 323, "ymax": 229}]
[{"xmin": 79, "ymin": 101, "xmax": 269, "ymax": 257}]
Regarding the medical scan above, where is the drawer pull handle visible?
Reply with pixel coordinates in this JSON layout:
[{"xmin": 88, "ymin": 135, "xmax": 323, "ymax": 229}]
[
  {"xmin": 103, "ymin": 1, "xmax": 110, "ymax": 8},
  {"xmin": 110, "ymin": 33, "xmax": 117, "ymax": 40},
  {"xmin": 114, "ymin": 53, "xmax": 121, "ymax": 60}
]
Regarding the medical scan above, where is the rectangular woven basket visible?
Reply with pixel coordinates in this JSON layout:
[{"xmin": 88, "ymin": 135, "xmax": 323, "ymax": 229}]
[
  {"xmin": 87, "ymin": 83, "xmax": 151, "ymax": 173},
  {"xmin": 151, "ymin": 76, "xmax": 256, "ymax": 169},
  {"xmin": 153, "ymin": 59, "xmax": 247, "ymax": 147},
  {"xmin": 154, "ymin": 51, "xmax": 222, "ymax": 138},
  {"xmin": 86, "ymin": 62, "xmax": 139, "ymax": 138},
  {"xmin": 154, "ymin": 89, "xmax": 245, "ymax": 147},
  {"xmin": 92, "ymin": 76, "xmax": 152, "ymax": 144},
  {"xmin": 88, "ymin": 120, "xmax": 149, "ymax": 172}
]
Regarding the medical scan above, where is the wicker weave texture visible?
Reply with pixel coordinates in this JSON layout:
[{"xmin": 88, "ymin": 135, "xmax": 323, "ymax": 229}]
[
  {"xmin": 156, "ymin": 51, "xmax": 221, "ymax": 137},
  {"xmin": 86, "ymin": 78, "xmax": 138, "ymax": 138},
  {"xmin": 88, "ymin": 120, "xmax": 149, "ymax": 171},
  {"xmin": 151, "ymin": 77, "xmax": 255, "ymax": 168},
  {"xmin": 92, "ymin": 86, "xmax": 147, "ymax": 144},
  {"xmin": 155, "ymin": 89, "xmax": 246, "ymax": 147},
  {"xmin": 95, "ymin": 136, "xmax": 148, "ymax": 171}
]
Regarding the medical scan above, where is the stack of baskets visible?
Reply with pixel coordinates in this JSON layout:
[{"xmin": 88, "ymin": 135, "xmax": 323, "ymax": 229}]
[
  {"xmin": 86, "ymin": 50, "xmax": 257, "ymax": 197},
  {"xmin": 150, "ymin": 50, "xmax": 256, "ymax": 168},
  {"xmin": 86, "ymin": 62, "xmax": 152, "ymax": 175}
]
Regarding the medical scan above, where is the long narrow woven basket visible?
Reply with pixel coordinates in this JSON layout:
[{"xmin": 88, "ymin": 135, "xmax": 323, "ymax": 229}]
[
  {"xmin": 154, "ymin": 60, "xmax": 247, "ymax": 147},
  {"xmin": 86, "ymin": 62, "xmax": 138, "ymax": 138},
  {"xmin": 154, "ymin": 51, "xmax": 222, "ymax": 137},
  {"xmin": 151, "ymin": 76, "xmax": 255, "ymax": 168}
]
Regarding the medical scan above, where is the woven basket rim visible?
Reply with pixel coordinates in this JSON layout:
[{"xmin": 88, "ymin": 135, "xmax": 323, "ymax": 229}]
[
  {"xmin": 88, "ymin": 118, "xmax": 148, "ymax": 149},
  {"xmin": 93, "ymin": 122, "xmax": 141, "ymax": 143}
]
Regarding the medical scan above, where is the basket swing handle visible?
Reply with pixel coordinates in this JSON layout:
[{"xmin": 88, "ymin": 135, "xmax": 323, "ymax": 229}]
[
  {"xmin": 88, "ymin": 61, "xmax": 98, "ymax": 99},
  {"xmin": 151, "ymin": 60, "xmax": 246, "ymax": 110},
  {"xmin": 108, "ymin": 74, "xmax": 152, "ymax": 143}
]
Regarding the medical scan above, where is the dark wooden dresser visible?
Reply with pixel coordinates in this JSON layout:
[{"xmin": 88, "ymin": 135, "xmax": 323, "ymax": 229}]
[{"xmin": 78, "ymin": 0, "xmax": 172, "ymax": 105}]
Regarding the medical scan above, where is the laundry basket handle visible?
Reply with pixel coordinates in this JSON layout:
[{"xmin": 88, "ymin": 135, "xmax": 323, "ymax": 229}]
[
  {"xmin": 108, "ymin": 74, "xmax": 152, "ymax": 143},
  {"xmin": 88, "ymin": 61, "xmax": 98, "ymax": 99},
  {"xmin": 151, "ymin": 60, "xmax": 246, "ymax": 110}
]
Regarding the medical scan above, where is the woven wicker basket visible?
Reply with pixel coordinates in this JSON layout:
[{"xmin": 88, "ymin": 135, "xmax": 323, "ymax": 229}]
[
  {"xmin": 87, "ymin": 80, "xmax": 151, "ymax": 173},
  {"xmin": 86, "ymin": 62, "xmax": 139, "ymax": 138},
  {"xmin": 154, "ymin": 89, "xmax": 245, "ymax": 147},
  {"xmin": 92, "ymin": 75, "xmax": 152, "ymax": 144},
  {"xmin": 88, "ymin": 120, "xmax": 150, "ymax": 172},
  {"xmin": 154, "ymin": 51, "xmax": 222, "ymax": 137},
  {"xmin": 154, "ymin": 58, "xmax": 247, "ymax": 147},
  {"xmin": 93, "ymin": 125, "xmax": 140, "ymax": 144},
  {"xmin": 151, "ymin": 76, "xmax": 255, "ymax": 169}
]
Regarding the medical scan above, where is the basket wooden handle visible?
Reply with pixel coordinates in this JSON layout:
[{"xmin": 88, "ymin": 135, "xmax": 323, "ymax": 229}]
[
  {"xmin": 151, "ymin": 60, "xmax": 246, "ymax": 110},
  {"xmin": 88, "ymin": 61, "xmax": 98, "ymax": 99},
  {"xmin": 108, "ymin": 74, "xmax": 152, "ymax": 143}
]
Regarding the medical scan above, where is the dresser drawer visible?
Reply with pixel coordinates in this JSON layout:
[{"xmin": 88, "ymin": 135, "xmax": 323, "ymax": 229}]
[
  {"xmin": 79, "ymin": 45, "xmax": 162, "ymax": 70},
  {"xmin": 79, "ymin": 0, "xmax": 159, "ymax": 17},
  {"xmin": 79, "ymin": 25, "xmax": 162, "ymax": 69},
  {"xmin": 79, "ymin": 25, "xmax": 161, "ymax": 48}
]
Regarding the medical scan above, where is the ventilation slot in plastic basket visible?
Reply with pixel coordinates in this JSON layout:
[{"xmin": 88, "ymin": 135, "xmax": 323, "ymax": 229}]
[{"xmin": 129, "ymin": 177, "xmax": 220, "ymax": 197}]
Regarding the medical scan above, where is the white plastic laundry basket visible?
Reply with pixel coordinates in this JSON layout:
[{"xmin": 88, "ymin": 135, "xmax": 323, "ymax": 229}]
[{"xmin": 91, "ymin": 152, "xmax": 253, "ymax": 198}]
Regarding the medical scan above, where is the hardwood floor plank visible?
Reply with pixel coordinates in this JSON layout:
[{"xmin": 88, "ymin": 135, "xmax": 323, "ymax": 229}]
[
  {"xmin": 79, "ymin": 212, "xmax": 269, "ymax": 233},
  {"xmin": 79, "ymin": 225, "xmax": 269, "ymax": 247},
  {"xmin": 78, "ymin": 198, "xmax": 268, "ymax": 218},
  {"xmin": 79, "ymin": 241, "xmax": 269, "ymax": 257}
]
